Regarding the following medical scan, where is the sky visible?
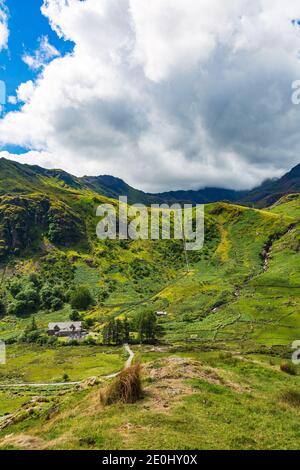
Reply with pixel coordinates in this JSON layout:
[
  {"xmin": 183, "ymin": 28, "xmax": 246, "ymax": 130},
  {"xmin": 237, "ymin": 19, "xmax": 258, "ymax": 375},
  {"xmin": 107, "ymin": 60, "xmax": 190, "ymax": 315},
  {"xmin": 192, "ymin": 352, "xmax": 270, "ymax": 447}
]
[{"xmin": 0, "ymin": 0, "xmax": 300, "ymax": 192}]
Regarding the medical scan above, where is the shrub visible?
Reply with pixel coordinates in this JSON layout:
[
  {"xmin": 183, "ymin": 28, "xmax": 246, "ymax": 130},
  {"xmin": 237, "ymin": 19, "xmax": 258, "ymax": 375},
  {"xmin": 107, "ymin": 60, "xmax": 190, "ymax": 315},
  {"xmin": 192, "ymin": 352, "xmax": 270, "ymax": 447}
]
[
  {"xmin": 19, "ymin": 330, "xmax": 41, "ymax": 344},
  {"xmin": 0, "ymin": 298, "xmax": 6, "ymax": 317},
  {"xmin": 40, "ymin": 283, "xmax": 64, "ymax": 311},
  {"xmin": 70, "ymin": 286, "xmax": 94, "ymax": 311},
  {"xmin": 69, "ymin": 310, "xmax": 81, "ymax": 321},
  {"xmin": 9, "ymin": 279, "xmax": 23, "ymax": 297},
  {"xmin": 83, "ymin": 336, "xmax": 97, "ymax": 345},
  {"xmin": 36, "ymin": 335, "xmax": 58, "ymax": 346},
  {"xmin": 100, "ymin": 364, "xmax": 143, "ymax": 405},
  {"xmin": 280, "ymin": 361, "xmax": 297, "ymax": 376},
  {"xmin": 280, "ymin": 389, "xmax": 300, "ymax": 407},
  {"xmin": 67, "ymin": 339, "xmax": 79, "ymax": 346}
]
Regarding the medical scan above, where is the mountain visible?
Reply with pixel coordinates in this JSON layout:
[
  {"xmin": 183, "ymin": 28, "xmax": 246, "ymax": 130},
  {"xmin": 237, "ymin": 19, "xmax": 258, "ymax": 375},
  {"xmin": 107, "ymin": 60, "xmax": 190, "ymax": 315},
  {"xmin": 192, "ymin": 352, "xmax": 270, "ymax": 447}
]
[
  {"xmin": 153, "ymin": 187, "xmax": 247, "ymax": 205},
  {"xmin": 241, "ymin": 163, "xmax": 300, "ymax": 207},
  {"xmin": 82, "ymin": 175, "xmax": 248, "ymax": 205},
  {"xmin": 81, "ymin": 175, "xmax": 163, "ymax": 205},
  {"xmin": 80, "ymin": 163, "xmax": 300, "ymax": 207},
  {"xmin": 0, "ymin": 157, "xmax": 299, "ymax": 208},
  {"xmin": 0, "ymin": 158, "xmax": 247, "ymax": 205}
]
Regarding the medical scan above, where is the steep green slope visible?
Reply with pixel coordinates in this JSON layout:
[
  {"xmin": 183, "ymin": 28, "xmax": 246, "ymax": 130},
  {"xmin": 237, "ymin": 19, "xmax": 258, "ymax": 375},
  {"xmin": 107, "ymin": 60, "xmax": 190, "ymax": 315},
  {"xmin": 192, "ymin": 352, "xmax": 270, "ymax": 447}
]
[
  {"xmin": 118, "ymin": 202, "xmax": 299, "ymax": 349},
  {"xmin": 0, "ymin": 193, "xmax": 298, "ymax": 350},
  {"xmin": 268, "ymin": 193, "xmax": 300, "ymax": 219}
]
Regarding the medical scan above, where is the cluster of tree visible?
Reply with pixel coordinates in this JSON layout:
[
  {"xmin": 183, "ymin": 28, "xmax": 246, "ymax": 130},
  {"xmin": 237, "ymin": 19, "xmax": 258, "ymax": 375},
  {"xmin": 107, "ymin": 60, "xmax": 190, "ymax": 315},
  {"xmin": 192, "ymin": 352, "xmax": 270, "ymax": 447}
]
[
  {"xmin": 70, "ymin": 286, "xmax": 94, "ymax": 311},
  {"xmin": 135, "ymin": 310, "xmax": 162, "ymax": 343},
  {"xmin": 129, "ymin": 259, "xmax": 153, "ymax": 280},
  {"xmin": 40, "ymin": 253, "xmax": 75, "ymax": 284},
  {"xmin": 0, "ymin": 250, "xmax": 96, "ymax": 317},
  {"xmin": 7, "ymin": 277, "xmax": 41, "ymax": 316},
  {"xmin": 0, "ymin": 254, "xmax": 75, "ymax": 317},
  {"xmin": 103, "ymin": 318, "xmax": 130, "ymax": 345},
  {"xmin": 6, "ymin": 275, "xmax": 68, "ymax": 316},
  {"xmin": 103, "ymin": 311, "xmax": 162, "ymax": 345}
]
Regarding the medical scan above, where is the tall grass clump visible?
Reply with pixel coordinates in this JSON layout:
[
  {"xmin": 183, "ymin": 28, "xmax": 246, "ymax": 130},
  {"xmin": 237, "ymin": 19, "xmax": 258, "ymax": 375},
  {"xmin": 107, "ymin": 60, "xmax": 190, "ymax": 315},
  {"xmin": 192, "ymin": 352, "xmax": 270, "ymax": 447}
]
[
  {"xmin": 280, "ymin": 389, "xmax": 300, "ymax": 407},
  {"xmin": 280, "ymin": 361, "xmax": 297, "ymax": 376},
  {"xmin": 100, "ymin": 364, "xmax": 143, "ymax": 405}
]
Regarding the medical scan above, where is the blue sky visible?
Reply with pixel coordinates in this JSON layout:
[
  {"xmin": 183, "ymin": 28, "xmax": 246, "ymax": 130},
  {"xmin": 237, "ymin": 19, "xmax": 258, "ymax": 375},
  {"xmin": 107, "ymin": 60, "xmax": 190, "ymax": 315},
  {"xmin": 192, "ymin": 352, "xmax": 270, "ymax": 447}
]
[{"xmin": 0, "ymin": 0, "xmax": 73, "ymax": 114}]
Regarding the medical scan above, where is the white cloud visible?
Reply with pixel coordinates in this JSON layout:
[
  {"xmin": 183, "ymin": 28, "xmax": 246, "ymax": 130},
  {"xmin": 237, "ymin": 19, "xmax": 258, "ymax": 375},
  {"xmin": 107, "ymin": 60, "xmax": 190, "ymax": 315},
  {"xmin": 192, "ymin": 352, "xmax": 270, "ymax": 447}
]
[
  {"xmin": 1, "ymin": 0, "xmax": 300, "ymax": 191},
  {"xmin": 7, "ymin": 96, "xmax": 17, "ymax": 105},
  {"xmin": 17, "ymin": 80, "xmax": 35, "ymax": 103},
  {"xmin": 0, "ymin": 0, "xmax": 8, "ymax": 51},
  {"xmin": 22, "ymin": 36, "xmax": 60, "ymax": 70}
]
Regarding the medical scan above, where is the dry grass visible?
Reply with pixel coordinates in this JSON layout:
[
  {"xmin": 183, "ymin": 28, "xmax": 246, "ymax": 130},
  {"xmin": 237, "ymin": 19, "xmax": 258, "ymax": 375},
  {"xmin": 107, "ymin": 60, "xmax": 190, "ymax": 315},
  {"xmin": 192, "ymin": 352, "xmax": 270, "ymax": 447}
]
[
  {"xmin": 100, "ymin": 364, "xmax": 143, "ymax": 405},
  {"xmin": 280, "ymin": 389, "xmax": 300, "ymax": 408}
]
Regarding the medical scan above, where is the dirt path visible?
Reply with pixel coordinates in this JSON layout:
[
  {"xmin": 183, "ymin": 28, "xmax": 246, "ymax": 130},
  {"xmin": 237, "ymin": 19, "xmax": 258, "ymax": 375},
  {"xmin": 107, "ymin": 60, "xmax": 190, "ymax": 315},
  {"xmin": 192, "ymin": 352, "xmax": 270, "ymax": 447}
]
[
  {"xmin": 124, "ymin": 343, "xmax": 135, "ymax": 369},
  {"xmin": 104, "ymin": 344, "xmax": 135, "ymax": 379},
  {"xmin": 0, "ymin": 344, "xmax": 135, "ymax": 389}
]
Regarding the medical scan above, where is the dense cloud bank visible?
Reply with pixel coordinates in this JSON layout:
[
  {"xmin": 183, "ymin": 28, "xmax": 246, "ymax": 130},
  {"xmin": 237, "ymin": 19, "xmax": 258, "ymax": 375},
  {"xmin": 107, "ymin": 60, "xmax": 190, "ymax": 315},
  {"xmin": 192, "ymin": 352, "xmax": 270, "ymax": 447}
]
[{"xmin": 1, "ymin": 0, "xmax": 300, "ymax": 191}]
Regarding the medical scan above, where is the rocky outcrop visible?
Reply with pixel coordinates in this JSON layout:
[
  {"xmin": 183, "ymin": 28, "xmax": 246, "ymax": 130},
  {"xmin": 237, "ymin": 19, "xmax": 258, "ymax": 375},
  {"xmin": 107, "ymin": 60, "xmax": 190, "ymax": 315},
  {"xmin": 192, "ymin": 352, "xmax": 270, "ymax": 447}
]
[{"xmin": 0, "ymin": 194, "xmax": 86, "ymax": 259}]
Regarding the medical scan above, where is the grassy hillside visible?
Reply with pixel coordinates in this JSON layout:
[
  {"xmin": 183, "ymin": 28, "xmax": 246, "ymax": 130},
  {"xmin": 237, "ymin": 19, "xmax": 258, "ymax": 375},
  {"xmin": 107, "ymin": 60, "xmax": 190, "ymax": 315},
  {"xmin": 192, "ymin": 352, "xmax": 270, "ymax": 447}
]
[
  {"xmin": 268, "ymin": 193, "xmax": 300, "ymax": 219},
  {"xmin": 1, "ymin": 352, "xmax": 300, "ymax": 450},
  {"xmin": 0, "ymin": 159, "xmax": 299, "ymax": 449}
]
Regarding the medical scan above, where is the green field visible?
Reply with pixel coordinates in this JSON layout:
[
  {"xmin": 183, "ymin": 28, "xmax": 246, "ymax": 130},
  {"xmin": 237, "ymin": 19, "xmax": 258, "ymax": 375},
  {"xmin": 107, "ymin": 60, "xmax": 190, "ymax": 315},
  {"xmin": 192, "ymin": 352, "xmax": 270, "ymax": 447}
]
[{"xmin": 0, "ymin": 345, "xmax": 124, "ymax": 384}]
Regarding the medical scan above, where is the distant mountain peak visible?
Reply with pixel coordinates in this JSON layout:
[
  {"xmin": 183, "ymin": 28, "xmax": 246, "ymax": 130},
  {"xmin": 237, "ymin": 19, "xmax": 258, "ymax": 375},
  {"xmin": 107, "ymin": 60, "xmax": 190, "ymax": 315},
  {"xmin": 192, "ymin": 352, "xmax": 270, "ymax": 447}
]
[{"xmin": 286, "ymin": 163, "xmax": 300, "ymax": 178}]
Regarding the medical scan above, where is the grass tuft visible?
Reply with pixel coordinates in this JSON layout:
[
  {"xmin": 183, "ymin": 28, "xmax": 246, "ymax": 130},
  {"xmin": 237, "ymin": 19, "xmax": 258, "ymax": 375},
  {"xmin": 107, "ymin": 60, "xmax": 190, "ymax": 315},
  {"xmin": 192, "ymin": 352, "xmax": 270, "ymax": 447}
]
[
  {"xmin": 100, "ymin": 364, "xmax": 143, "ymax": 405},
  {"xmin": 280, "ymin": 389, "xmax": 300, "ymax": 407},
  {"xmin": 280, "ymin": 362, "xmax": 297, "ymax": 376}
]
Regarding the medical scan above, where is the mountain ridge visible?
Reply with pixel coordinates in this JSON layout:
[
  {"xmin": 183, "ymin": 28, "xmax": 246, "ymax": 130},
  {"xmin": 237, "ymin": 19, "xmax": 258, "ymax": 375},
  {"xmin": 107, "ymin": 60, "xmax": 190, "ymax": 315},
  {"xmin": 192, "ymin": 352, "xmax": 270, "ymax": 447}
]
[{"xmin": 0, "ymin": 157, "xmax": 299, "ymax": 207}]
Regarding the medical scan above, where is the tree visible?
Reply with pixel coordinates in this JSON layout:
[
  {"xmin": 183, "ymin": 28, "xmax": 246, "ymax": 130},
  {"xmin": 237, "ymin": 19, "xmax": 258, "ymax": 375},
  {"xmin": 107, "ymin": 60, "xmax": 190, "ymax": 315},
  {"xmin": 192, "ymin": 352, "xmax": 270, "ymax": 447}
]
[
  {"xmin": 0, "ymin": 297, "xmax": 6, "ymax": 317},
  {"xmin": 70, "ymin": 286, "xmax": 94, "ymax": 311},
  {"xmin": 114, "ymin": 320, "xmax": 124, "ymax": 345},
  {"xmin": 102, "ymin": 318, "xmax": 130, "ymax": 345},
  {"xmin": 29, "ymin": 316, "xmax": 38, "ymax": 331},
  {"xmin": 40, "ymin": 283, "xmax": 64, "ymax": 311},
  {"xmin": 69, "ymin": 310, "xmax": 81, "ymax": 321},
  {"xmin": 103, "ymin": 320, "xmax": 114, "ymax": 345},
  {"xmin": 28, "ymin": 273, "xmax": 41, "ymax": 288},
  {"xmin": 135, "ymin": 311, "xmax": 159, "ymax": 343},
  {"xmin": 97, "ymin": 289, "xmax": 109, "ymax": 305},
  {"xmin": 9, "ymin": 279, "xmax": 23, "ymax": 297},
  {"xmin": 16, "ymin": 287, "xmax": 39, "ymax": 307},
  {"xmin": 123, "ymin": 317, "xmax": 130, "ymax": 343}
]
